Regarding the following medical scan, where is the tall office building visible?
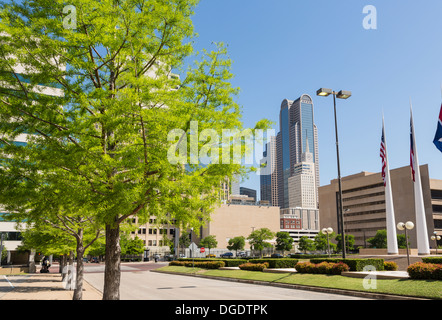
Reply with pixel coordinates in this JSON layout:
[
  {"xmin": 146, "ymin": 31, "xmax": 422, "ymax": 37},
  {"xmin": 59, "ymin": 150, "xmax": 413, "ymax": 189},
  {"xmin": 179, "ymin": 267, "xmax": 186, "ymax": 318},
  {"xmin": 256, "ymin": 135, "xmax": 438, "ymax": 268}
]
[
  {"xmin": 276, "ymin": 94, "xmax": 319, "ymax": 209},
  {"xmin": 260, "ymin": 136, "xmax": 278, "ymax": 206}
]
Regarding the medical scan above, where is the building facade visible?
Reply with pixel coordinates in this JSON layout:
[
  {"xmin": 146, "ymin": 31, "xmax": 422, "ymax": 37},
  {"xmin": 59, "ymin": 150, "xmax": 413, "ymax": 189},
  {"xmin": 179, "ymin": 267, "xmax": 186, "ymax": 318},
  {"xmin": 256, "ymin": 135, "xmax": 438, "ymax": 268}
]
[{"xmin": 319, "ymin": 165, "xmax": 442, "ymax": 249}]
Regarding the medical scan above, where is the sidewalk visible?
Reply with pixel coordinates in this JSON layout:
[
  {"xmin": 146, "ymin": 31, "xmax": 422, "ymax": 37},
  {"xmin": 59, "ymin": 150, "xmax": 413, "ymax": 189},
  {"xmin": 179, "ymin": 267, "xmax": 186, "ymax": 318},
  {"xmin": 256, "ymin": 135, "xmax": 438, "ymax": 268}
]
[{"xmin": 0, "ymin": 273, "xmax": 102, "ymax": 300}]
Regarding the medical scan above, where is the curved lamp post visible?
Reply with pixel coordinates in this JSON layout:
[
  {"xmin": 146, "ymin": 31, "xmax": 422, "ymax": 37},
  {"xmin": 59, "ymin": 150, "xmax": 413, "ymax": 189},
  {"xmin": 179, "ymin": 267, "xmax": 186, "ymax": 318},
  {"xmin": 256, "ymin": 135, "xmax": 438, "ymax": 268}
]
[
  {"xmin": 317, "ymin": 88, "xmax": 351, "ymax": 258},
  {"xmin": 397, "ymin": 221, "xmax": 414, "ymax": 266},
  {"xmin": 322, "ymin": 227, "xmax": 334, "ymax": 257}
]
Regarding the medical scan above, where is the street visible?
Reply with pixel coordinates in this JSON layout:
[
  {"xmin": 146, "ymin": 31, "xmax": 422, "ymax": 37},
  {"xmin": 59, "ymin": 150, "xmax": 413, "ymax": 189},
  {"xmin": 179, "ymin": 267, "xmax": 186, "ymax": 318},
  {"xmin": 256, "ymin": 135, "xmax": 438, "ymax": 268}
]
[{"xmin": 83, "ymin": 262, "xmax": 370, "ymax": 300}]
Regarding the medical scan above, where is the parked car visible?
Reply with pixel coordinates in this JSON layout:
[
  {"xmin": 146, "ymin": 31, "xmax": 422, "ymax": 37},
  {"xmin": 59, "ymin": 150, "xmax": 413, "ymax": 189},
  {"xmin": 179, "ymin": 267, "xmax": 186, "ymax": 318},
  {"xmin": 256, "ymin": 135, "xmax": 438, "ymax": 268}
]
[
  {"xmin": 271, "ymin": 253, "xmax": 283, "ymax": 258},
  {"xmin": 206, "ymin": 254, "xmax": 216, "ymax": 258},
  {"xmin": 237, "ymin": 251, "xmax": 247, "ymax": 258},
  {"xmin": 220, "ymin": 252, "xmax": 234, "ymax": 258}
]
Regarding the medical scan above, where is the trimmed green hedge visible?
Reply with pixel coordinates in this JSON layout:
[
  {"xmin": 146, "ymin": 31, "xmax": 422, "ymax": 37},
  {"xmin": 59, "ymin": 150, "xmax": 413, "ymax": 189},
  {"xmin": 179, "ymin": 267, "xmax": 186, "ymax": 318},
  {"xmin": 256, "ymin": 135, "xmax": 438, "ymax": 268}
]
[
  {"xmin": 294, "ymin": 261, "xmax": 350, "ymax": 275},
  {"xmin": 170, "ymin": 260, "xmax": 225, "ymax": 269},
  {"xmin": 309, "ymin": 258, "xmax": 384, "ymax": 271},
  {"xmin": 177, "ymin": 258, "xmax": 247, "ymax": 267},
  {"xmin": 248, "ymin": 258, "xmax": 299, "ymax": 269},
  {"xmin": 422, "ymin": 257, "xmax": 442, "ymax": 264}
]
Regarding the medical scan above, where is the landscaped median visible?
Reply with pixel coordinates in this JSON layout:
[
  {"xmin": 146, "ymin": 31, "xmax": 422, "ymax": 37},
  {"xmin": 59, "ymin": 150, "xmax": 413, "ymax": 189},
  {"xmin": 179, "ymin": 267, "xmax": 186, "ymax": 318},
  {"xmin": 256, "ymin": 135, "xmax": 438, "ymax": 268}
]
[{"xmin": 155, "ymin": 258, "xmax": 442, "ymax": 300}]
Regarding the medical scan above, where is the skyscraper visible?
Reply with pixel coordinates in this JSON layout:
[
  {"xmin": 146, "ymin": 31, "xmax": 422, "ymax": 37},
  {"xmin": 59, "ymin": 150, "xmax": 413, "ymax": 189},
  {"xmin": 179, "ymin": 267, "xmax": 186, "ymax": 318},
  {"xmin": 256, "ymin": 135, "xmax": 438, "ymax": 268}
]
[{"xmin": 276, "ymin": 94, "xmax": 319, "ymax": 209}]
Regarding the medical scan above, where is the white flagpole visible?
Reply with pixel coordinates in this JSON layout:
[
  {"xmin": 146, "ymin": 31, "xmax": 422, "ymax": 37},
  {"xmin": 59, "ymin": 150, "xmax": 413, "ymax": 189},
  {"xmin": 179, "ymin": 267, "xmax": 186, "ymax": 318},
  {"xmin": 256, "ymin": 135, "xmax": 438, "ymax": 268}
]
[
  {"xmin": 382, "ymin": 116, "xmax": 398, "ymax": 254},
  {"xmin": 410, "ymin": 101, "xmax": 430, "ymax": 255}
]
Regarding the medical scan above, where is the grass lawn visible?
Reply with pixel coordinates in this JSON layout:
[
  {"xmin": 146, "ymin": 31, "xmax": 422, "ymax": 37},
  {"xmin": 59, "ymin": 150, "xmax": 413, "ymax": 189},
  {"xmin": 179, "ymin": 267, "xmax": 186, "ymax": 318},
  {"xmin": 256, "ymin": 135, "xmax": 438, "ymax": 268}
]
[{"xmin": 156, "ymin": 266, "xmax": 442, "ymax": 300}]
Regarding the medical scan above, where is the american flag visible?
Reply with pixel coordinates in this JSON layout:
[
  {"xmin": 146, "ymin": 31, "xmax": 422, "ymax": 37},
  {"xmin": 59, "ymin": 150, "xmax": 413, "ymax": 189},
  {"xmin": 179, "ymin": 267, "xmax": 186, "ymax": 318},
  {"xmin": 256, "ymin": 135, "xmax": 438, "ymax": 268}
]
[
  {"xmin": 380, "ymin": 125, "xmax": 387, "ymax": 187},
  {"xmin": 434, "ymin": 104, "xmax": 442, "ymax": 153},
  {"xmin": 410, "ymin": 118, "xmax": 415, "ymax": 182}
]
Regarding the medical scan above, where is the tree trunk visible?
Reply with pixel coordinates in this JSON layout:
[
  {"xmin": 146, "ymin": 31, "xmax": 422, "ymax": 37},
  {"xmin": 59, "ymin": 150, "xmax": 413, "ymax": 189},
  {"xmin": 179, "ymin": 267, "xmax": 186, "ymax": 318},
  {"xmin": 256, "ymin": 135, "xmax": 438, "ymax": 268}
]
[
  {"xmin": 102, "ymin": 222, "xmax": 121, "ymax": 300},
  {"xmin": 73, "ymin": 230, "xmax": 85, "ymax": 300}
]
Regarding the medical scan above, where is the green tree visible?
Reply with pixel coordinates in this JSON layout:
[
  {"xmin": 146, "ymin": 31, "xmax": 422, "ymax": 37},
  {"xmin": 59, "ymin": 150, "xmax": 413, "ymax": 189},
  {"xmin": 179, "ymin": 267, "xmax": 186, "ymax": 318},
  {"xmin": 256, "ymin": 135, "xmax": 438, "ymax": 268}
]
[
  {"xmin": 0, "ymin": 0, "xmax": 271, "ymax": 300},
  {"xmin": 297, "ymin": 236, "xmax": 315, "ymax": 254},
  {"xmin": 275, "ymin": 232, "xmax": 293, "ymax": 256},
  {"xmin": 199, "ymin": 235, "xmax": 218, "ymax": 257},
  {"xmin": 227, "ymin": 236, "xmax": 245, "ymax": 256},
  {"xmin": 314, "ymin": 231, "xmax": 337, "ymax": 253},
  {"xmin": 179, "ymin": 231, "xmax": 191, "ymax": 257},
  {"xmin": 120, "ymin": 235, "xmax": 145, "ymax": 256},
  {"xmin": 335, "ymin": 234, "xmax": 355, "ymax": 253},
  {"xmin": 247, "ymin": 228, "xmax": 275, "ymax": 258},
  {"xmin": 367, "ymin": 230, "xmax": 409, "ymax": 249}
]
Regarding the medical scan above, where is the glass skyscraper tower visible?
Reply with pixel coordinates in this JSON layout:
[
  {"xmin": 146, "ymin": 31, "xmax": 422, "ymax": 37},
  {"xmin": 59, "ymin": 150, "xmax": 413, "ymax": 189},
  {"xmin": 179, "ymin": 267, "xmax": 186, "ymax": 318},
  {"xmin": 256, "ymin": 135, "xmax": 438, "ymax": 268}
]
[{"xmin": 276, "ymin": 94, "xmax": 319, "ymax": 209}]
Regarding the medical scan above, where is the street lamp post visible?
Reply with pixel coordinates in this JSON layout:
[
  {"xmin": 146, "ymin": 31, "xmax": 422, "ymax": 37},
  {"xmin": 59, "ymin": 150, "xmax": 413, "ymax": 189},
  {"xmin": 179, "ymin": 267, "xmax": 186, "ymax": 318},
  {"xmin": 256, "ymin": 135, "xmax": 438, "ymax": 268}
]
[
  {"xmin": 431, "ymin": 232, "xmax": 441, "ymax": 255},
  {"xmin": 317, "ymin": 88, "xmax": 352, "ymax": 259},
  {"xmin": 322, "ymin": 227, "xmax": 333, "ymax": 257},
  {"xmin": 397, "ymin": 221, "xmax": 415, "ymax": 266}
]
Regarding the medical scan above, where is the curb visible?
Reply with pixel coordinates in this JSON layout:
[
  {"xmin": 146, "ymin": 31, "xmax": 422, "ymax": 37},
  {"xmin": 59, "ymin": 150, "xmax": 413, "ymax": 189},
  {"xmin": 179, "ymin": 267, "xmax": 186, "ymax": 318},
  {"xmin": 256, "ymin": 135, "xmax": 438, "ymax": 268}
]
[{"xmin": 151, "ymin": 270, "xmax": 430, "ymax": 301}]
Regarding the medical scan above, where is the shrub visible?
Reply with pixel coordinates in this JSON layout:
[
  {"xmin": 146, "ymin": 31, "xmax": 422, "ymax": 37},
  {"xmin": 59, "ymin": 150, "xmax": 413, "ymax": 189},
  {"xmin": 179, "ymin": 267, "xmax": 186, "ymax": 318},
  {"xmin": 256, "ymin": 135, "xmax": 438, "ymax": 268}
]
[
  {"xmin": 407, "ymin": 262, "xmax": 442, "ymax": 280},
  {"xmin": 310, "ymin": 258, "xmax": 384, "ymax": 271},
  {"xmin": 294, "ymin": 262, "xmax": 316, "ymax": 274},
  {"xmin": 248, "ymin": 258, "xmax": 298, "ymax": 269},
  {"xmin": 330, "ymin": 262, "xmax": 350, "ymax": 275},
  {"xmin": 239, "ymin": 262, "xmax": 269, "ymax": 272},
  {"xmin": 315, "ymin": 262, "xmax": 334, "ymax": 274},
  {"xmin": 384, "ymin": 261, "xmax": 398, "ymax": 271},
  {"xmin": 169, "ymin": 260, "xmax": 225, "ymax": 269},
  {"xmin": 422, "ymin": 257, "xmax": 442, "ymax": 264},
  {"xmin": 294, "ymin": 261, "xmax": 349, "ymax": 275}
]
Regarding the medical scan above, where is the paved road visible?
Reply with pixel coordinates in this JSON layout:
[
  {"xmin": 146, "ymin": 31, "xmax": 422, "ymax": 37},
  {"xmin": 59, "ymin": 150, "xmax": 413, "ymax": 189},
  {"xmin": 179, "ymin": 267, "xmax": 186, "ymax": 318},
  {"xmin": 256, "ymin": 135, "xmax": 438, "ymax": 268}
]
[{"xmin": 83, "ymin": 263, "xmax": 370, "ymax": 300}]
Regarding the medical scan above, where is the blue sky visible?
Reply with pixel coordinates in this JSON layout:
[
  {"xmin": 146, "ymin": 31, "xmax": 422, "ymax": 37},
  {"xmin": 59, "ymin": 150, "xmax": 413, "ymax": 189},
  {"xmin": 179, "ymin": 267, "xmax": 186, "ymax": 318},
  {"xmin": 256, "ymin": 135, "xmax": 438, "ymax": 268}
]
[{"xmin": 189, "ymin": 0, "xmax": 442, "ymax": 195}]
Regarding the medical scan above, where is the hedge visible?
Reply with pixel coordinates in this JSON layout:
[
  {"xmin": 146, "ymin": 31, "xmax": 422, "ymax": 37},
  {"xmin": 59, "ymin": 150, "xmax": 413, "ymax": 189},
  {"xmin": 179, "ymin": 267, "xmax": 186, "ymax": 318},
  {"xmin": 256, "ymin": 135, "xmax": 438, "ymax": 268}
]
[
  {"xmin": 239, "ymin": 262, "xmax": 269, "ymax": 272},
  {"xmin": 309, "ymin": 258, "xmax": 384, "ymax": 271},
  {"xmin": 169, "ymin": 260, "xmax": 225, "ymax": 269},
  {"xmin": 248, "ymin": 258, "xmax": 299, "ymax": 269},
  {"xmin": 407, "ymin": 262, "xmax": 442, "ymax": 280},
  {"xmin": 294, "ymin": 261, "xmax": 350, "ymax": 275},
  {"xmin": 177, "ymin": 258, "xmax": 247, "ymax": 267},
  {"xmin": 422, "ymin": 257, "xmax": 442, "ymax": 264},
  {"xmin": 384, "ymin": 261, "xmax": 398, "ymax": 271}
]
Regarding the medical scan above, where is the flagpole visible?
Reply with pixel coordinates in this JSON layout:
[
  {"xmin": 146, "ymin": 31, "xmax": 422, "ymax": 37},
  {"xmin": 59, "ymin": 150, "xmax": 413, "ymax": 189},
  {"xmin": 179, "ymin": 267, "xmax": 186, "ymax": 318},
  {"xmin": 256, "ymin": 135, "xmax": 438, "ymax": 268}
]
[
  {"xmin": 382, "ymin": 116, "xmax": 398, "ymax": 255},
  {"xmin": 410, "ymin": 101, "xmax": 430, "ymax": 255}
]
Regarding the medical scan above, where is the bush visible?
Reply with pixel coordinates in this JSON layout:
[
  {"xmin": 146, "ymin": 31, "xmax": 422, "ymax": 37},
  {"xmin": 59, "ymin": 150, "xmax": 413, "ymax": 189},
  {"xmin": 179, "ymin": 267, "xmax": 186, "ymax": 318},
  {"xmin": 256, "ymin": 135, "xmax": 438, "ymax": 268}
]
[
  {"xmin": 248, "ymin": 258, "xmax": 299, "ymax": 269},
  {"xmin": 330, "ymin": 262, "xmax": 350, "ymax": 275},
  {"xmin": 422, "ymin": 257, "xmax": 442, "ymax": 264},
  {"xmin": 384, "ymin": 261, "xmax": 398, "ymax": 271},
  {"xmin": 294, "ymin": 261, "xmax": 349, "ymax": 275},
  {"xmin": 239, "ymin": 262, "xmax": 269, "ymax": 272},
  {"xmin": 169, "ymin": 260, "xmax": 225, "ymax": 269},
  {"xmin": 309, "ymin": 258, "xmax": 384, "ymax": 271},
  {"xmin": 407, "ymin": 262, "xmax": 442, "ymax": 280},
  {"xmin": 294, "ymin": 262, "xmax": 316, "ymax": 274}
]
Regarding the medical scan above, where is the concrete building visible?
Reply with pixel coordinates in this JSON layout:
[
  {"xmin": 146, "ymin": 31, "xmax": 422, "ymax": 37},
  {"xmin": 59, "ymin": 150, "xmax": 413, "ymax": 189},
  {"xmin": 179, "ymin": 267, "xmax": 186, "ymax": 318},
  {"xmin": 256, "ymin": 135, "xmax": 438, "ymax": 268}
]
[
  {"xmin": 200, "ymin": 203, "xmax": 280, "ymax": 249},
  {"xmin": 260, "ymin": 136, "xmax": 278, "ymax": 206},
  {"xmin": 319, "ymin": 164, "xmax": 442, "ymax": 249}
]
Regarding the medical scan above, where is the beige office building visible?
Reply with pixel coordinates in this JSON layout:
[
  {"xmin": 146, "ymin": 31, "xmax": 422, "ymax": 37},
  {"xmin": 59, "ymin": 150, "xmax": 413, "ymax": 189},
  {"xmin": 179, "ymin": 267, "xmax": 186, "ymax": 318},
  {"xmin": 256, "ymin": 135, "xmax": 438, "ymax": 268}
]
[
  {"xmin": 200, "ymin": 203, "xmax": 280, "ymax": 249},
  {"xmin": 319, "ymin": 164, "xmax": 442, "ymax": 249}
]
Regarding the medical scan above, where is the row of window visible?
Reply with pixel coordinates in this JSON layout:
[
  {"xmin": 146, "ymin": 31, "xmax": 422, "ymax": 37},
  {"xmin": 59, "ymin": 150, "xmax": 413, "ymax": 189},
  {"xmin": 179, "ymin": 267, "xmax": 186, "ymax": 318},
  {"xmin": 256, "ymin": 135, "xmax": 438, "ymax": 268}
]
[{"xmin": 132, "ymin": 228, "xmax": 175, "ymax": 235}]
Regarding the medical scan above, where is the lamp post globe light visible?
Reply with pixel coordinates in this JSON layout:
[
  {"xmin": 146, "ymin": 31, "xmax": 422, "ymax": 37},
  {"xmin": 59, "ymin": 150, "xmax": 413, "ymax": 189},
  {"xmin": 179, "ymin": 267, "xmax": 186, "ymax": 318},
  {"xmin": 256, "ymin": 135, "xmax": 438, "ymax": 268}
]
[
  {"xmin": 322, "ymin": 227, "xmax": 333, "ymax": 257},
  {"xmin": 317, "ymin": 88, "xmax": 352, "ymax": 259},
  {"xmin": 430, "ymin": 232, "xmax": 441, "ymax": 255},
  {"xmin": 397, "ymin": 221, "xmax": 414, "ymax": 266}
]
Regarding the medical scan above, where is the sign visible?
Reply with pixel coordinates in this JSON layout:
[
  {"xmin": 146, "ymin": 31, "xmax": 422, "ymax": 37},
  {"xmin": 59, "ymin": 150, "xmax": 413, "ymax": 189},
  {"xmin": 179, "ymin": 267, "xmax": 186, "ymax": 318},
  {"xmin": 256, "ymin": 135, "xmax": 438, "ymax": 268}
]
[
  {"xmin": 200, "ymin": 247, "xmax": 205, "ymax": 253},
  {"xmin": 188, "ymin": 242, "xmax": 198, "ymax": 252}
]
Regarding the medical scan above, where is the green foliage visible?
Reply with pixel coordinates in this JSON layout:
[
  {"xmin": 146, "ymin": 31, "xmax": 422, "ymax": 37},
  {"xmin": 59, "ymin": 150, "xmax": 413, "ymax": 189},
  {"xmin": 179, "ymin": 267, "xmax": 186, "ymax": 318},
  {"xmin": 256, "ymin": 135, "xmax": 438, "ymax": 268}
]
[
  {"xmin": 275, "ymin": 232, "xmax": 293, "ymax": 253},
  {"xmin": 367, "ymin": 230, "xmax": 408, "ymax": 249},
  {"xmin": 335, "ymin": 233, "xmax": 355, "ymax": 252},
  {"xmin": 227, "ymin": 236, "xmax": 245, "ymax": 254},
  {"xmin": 170, "ymin": 260, "xmax": 225, "ymax": 269},
  {"xmin": 297, "ymin": 236, "xmax": 315, "ymax": 254},
  {"xmin": 422, "ymin": 257, "xmax": 442, "ymax": 264},
  {"xmin": 247, "ymin": 228, "xmax": 274, "ymax": 257},
  {"xmin": 239, "ymin": 262, "xmax": 268, "ymax": 272},
  {"xmin": 314, "ymin": 231, "xmax": 337, "ymax": 252},
  {"xmin": 249, "ymin": 258, "xmax": 298, "ymax": 269},
  {"xmin": 120, "ymin": 235, "xmax": 145, "ymax": 256},
  {"xmin": 199, "ymin": 235, "xmax": 218, "ymax": 253},
  {"xmin": 309, "ymin": 258, "xmax": 385, "ymax": 271}
]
